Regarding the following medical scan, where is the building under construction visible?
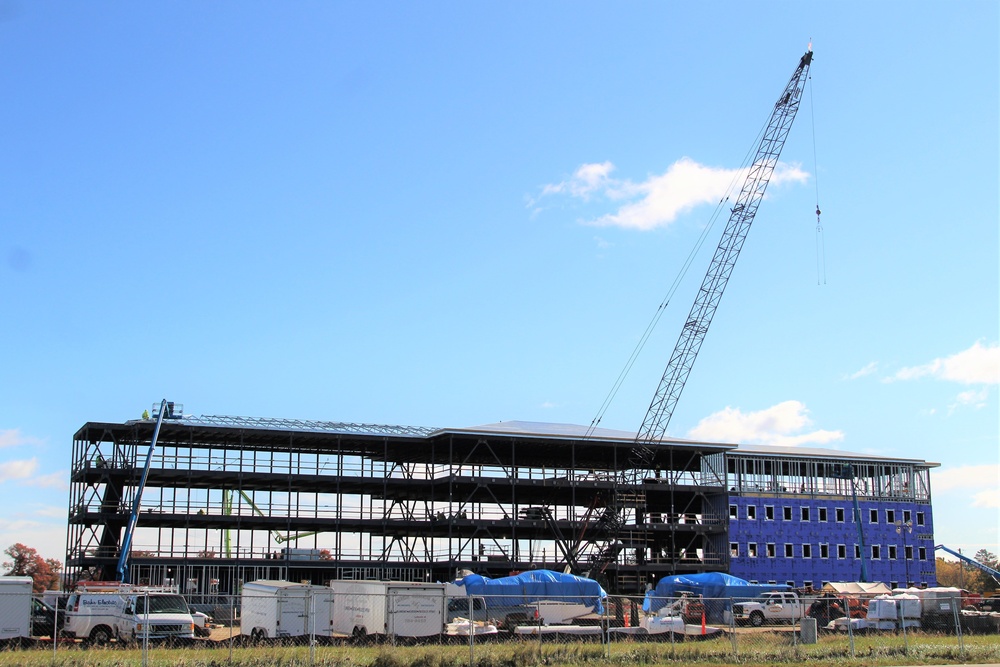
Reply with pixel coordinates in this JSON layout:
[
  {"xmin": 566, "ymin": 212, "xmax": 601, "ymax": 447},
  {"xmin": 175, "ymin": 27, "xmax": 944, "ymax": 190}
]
[{"xmin": 66, "ymin": 404, "xmax": 938, "ymax": 597}]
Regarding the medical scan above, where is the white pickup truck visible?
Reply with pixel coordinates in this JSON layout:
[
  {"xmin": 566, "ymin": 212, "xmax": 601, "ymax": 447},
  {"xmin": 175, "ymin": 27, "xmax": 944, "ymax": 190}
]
[{"xmin": 732, "ymin": 592, "xmax": 810, "ymax": 627}]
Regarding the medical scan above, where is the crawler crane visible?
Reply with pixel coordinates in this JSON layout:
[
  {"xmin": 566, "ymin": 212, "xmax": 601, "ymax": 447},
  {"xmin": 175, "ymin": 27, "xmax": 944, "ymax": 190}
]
[{"xmin": 582, "ymin": 49, "xmax": 815, "ymax": 584}]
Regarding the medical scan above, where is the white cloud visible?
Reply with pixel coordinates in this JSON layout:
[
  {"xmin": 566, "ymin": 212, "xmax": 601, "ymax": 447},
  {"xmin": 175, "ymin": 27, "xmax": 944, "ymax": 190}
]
[
  {"xmin": 686, "ymin": 400, "xmax": 844, "ymax": 447},
  {"xmin": 972, "ymin": 488, "xmax": 1000, "ymax": 509},
  {"xmin": 845, "ymin": 362, "xmax": 878, "ymax": 381},
  {"xmin": 23, "ymin": 470, "xmax": 69, "ymax": 491},
  {"xmin": 0, "ymin": 517, "xmax": 46, "ymax": 532},
  {"xmin": 0, "ymin": 429, "xmax": 43, "ymax": 448},
  {"xmin": 934, "ymin": 465, "xmax": 1000, "ymax": 510},
  {"xmin": 33, "ymin": 505, "xmax": 69, "ymax": 519},
  {"xmin": 534, "ymin": 158, "xmax": 808, "ymax": 231},
  {"xmin": 0, "ymin": 457, "xmax": 38, "ymax": 483},
  {"xmin": 933, "ymin": 464, "xmax": 998, "ymax": 494},
  {"xmin": 892, "ymin": 341, "xmax": 999, "ymax": 385},
  {"xmin": 0, "ymin": 518, "xmax": 66, "ymax": 561},
  {"xmin": 950, "ymin": 388, "xmax": 991, "ymax": 412},
  {"xmin": 537, "ymin": 161, "xmax": 616, "ymax": 202}
]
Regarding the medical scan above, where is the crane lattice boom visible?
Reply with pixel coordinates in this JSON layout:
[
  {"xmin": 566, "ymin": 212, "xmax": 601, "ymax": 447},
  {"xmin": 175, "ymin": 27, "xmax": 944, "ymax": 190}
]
[
  {"xmin": 579, "ymin": 51, "xmax": 815, "ymax": 582},
  {"xmin": 635, "ymin": 50, "xmax": 813, "ymax": 453}
]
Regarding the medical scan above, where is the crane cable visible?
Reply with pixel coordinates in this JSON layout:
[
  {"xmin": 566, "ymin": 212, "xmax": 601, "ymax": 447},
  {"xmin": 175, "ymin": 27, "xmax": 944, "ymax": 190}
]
[
  {"xmin": 584, "ymin": 118, "xmax": 773, "ymax": 440},
  {"xmin": 809, "ymin": 67, "xmax": 826, "ymax": 285}
]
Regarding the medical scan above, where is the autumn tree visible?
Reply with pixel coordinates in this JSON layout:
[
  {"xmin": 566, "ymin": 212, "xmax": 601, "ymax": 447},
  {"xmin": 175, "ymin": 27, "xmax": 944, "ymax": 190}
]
[
  {"xmin": 936, "ymin": 557, "xmax": 963, "ymax": 588},
  {"xmin": 2, "ymin": 543, "xmax": 62, "ymax": 593},
  {"xmin": 970, "ymin": 549, "xmax": 1000, "ymax": 593}
]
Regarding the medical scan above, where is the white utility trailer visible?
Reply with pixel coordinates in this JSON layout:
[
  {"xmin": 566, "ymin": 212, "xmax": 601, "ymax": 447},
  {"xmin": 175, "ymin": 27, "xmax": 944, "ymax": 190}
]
[
  {"xmin": 0, "ymin": 577, "xmax": 32, "ymax": 641},
  {"xmin": 329, "ymin": 581, "xmax": 454, "ymax": 640},
  {"xmin": 240, "ymin": 580, "xmax": 334, "ymax": 640}
]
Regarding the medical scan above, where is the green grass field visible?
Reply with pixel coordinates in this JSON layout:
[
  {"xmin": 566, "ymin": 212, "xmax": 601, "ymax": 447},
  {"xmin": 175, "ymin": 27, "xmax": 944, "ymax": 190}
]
[{"xmin": 1, "ymin": 632, "xmax": 997, "ymax": 667}]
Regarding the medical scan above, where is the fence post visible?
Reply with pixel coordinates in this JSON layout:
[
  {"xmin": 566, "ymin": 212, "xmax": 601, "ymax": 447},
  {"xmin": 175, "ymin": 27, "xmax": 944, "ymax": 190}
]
[
  {"xmin": 844, "ymin": 596, "xmax": 855, "ymax": 658},
  {"xmin": 952, "ymin": 600, "xmax": 965, "ymax": 657},
  {"xmin": 228, "ymin": 593, "xmax": 235, "ymax": 665},
  {"xmin": 602, "ymin": 597, "xmax": 608, "ymax": 659},
  {"xmin": 142, "ymin": 590, "xmax": 150, "ymax": 667},
  {"xmin": 53, "ymin": 594, "xmax": 60, "ymax": 662},
  {"xmin": 388, "ymin": 591, "xmax": 395, "ymax": 647},
  {"xmin": 728, "ymin": 597, "xmax": 737, "ymax": 660},
  {"xmin": 898, "ymin": 599, "xmax": 907, "ymax": 654},
  {"xmin": 536, "ymin": 600, "xmax": 542, "ymax": 650},
  {"xmin": 468, "ymin": 592, "xmax": 474, "ymax": 667},
  {"xmin": 309, "ymin": 589, "xmax": 316, "ymax": 666},
  {"xmin": 668, "ymin": 596, "xmax": 675, "ymax": 660},
  {"xmin": 790, "ymin": 607, "xmax": 798, "ymax": 659}
]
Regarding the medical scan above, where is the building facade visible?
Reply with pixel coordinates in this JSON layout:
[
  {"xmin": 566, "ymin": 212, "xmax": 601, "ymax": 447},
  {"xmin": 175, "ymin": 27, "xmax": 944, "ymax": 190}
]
[
  {"xmin": 726, "ymin": 445, "xmax": 937, "ymax": 588},
  {"xmin": 66, "ymin": 408, "xmax": 937, "ymax": 598}
]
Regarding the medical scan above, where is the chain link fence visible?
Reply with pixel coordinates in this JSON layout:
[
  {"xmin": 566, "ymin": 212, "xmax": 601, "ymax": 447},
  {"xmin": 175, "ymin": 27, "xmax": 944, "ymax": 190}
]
[{"xmin": 1, "ymin": 587, "xmax": 998, "ymax": 664}]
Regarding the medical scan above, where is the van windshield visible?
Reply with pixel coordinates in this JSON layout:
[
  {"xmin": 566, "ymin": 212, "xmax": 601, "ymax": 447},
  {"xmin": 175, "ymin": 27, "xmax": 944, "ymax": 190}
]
[{"xmin": 135, "ymin": 595, "xmax": 189, "ymax": 614}]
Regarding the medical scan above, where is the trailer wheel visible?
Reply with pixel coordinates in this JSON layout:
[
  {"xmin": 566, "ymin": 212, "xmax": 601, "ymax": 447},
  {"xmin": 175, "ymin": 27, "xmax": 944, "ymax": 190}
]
[
  {"xmin": 352, "ymin": 626, "xmax": 368, "ymax": 644},
  {"xmin": 749, "ymin": 611, "xmax": 764, "ymax": 627}
]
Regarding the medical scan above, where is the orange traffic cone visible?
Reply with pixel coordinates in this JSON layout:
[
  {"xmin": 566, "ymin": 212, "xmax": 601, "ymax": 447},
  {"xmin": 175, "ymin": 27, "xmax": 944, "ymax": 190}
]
[{"xmin": 701, "ymin": 608, "xmax": 706, "ymax": 635}]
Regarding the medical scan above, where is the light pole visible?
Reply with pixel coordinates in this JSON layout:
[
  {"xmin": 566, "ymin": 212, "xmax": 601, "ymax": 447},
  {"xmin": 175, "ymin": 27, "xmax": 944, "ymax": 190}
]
[{"xmin": 895, "ymin": 520, "xmax": 913, "ymax": 586}]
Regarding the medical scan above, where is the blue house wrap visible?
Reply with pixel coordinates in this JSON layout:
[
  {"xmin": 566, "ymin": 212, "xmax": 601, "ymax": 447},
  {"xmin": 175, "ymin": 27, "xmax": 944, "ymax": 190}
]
[
  {"xmin": 646, "ymin": 572, "xmax": 790, "ymax": 622},
  {"xmin": 455, "ymin": 569, "xmax": 607, "ymax": 615}
]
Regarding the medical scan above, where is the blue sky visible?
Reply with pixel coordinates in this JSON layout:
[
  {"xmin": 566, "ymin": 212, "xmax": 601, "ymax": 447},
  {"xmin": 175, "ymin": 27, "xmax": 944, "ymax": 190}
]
[{"xmin": 1, "ymin": 2, "xmax": 997, "ymax": 565}]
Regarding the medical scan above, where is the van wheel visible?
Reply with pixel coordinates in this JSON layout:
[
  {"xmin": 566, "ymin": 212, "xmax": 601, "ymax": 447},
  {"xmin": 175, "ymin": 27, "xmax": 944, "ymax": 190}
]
[{"xmin": 89, "ymin": 625, "xmax": 113, "ymax": 646}]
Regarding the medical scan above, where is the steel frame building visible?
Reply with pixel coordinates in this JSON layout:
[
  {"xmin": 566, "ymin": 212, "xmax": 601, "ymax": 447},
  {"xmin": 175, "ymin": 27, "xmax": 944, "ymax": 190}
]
[{"xmin": 66, "ymin": 409, "xmax": 937, "ymax": 597}]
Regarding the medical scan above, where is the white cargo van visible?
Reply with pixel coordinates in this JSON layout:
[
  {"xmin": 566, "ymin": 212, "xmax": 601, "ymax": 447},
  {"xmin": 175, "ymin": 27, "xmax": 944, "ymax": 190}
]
[
  {"xmin": 63, "ymin": 584, "xmax": 126, "ymax": 644},
  {"xmin": 0, "ymin": 576, "xmax": 32, "ymax": 642},
  {"xmin": 240, "ymin": 580, "xmax": 334, "ymax": 640},
  {"xmin": 63, "ymin": 582, "xmax": 195, "ymax": 644}
]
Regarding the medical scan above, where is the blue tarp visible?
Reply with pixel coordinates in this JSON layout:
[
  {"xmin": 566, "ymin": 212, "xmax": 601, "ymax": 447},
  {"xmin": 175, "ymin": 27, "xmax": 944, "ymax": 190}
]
[
  {"xmin": 646, "ymin": 572, "xmax": 790, "ymax": 622},
  {"xmin": 454, "ymin": 569, "xmax": 607, "ymax": 615}
]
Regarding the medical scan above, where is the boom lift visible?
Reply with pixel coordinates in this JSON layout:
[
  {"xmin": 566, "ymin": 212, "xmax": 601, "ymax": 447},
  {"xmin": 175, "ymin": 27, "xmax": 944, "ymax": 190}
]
[
  {"xmin": 221, "ymin": 489, "xmax": 320, "ymax": 558},
  {"xmin": 935, "ymin": 544, "xmax": 1000, "ymax": 588},
  {"xmin": 116, "ymin": 399, "xmax": 174, "ymax": 583},
  {"xmin": 585, "ymin": 49, "xmax": 814, "ymax": 579}
]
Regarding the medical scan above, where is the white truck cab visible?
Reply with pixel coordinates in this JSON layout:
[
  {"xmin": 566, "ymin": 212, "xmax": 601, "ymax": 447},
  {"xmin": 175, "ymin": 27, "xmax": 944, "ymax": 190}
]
[
  {"xmin": 117, "ymin": 592, "xmax": 195, "ymax": 642},
  {"xmin": 732, "ymin": 591, "xmax": 809, "ymax": 626}
]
